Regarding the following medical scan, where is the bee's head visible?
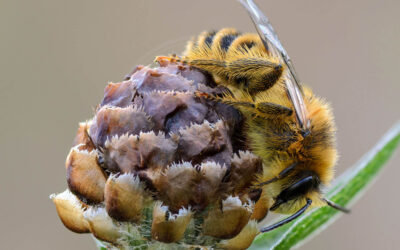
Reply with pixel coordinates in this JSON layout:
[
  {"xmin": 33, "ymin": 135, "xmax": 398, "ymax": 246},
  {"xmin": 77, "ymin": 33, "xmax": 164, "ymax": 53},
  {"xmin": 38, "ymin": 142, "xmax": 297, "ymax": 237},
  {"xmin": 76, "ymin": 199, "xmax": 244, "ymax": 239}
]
[
  {"xmin": 270, "ymin": 171, "xmax": 321, "ymax": 212},
  {"xmin": 258, "ymin": 170, "xmax": 350, "ymax": 233}
]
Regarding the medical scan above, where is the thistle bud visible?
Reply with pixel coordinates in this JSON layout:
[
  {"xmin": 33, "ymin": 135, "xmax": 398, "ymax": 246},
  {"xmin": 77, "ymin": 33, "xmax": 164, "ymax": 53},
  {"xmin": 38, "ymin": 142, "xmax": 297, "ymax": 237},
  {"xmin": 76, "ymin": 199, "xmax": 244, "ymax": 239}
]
[{"xmin": 51, "ymin": 61, "xmax": 265, "ymax": 249}]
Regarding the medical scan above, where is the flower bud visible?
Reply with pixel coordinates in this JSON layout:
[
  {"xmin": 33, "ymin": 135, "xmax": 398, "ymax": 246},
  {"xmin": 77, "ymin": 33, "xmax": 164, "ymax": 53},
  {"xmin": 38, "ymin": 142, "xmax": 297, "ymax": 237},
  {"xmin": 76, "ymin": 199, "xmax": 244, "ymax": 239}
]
[{"xmin": 52, "ymin": 61, "xmax": 266, "ymax": 249}]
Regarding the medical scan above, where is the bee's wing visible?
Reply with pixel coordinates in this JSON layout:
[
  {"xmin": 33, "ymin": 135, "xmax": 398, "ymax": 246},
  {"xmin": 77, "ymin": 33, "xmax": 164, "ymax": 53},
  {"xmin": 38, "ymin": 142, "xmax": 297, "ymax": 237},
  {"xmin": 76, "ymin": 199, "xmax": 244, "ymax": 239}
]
[{"xmin": 238, "ymin": 0, "xmax": 310, "ymax": 130}]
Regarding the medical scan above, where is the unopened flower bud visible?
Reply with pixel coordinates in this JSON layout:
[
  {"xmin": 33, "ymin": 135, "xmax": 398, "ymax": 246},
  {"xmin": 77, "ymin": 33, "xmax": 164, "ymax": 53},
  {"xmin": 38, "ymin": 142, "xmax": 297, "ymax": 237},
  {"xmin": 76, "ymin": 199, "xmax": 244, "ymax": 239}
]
[{"xmin": 51, "ymin": 61, "xmax": 266, "ymax": 249}]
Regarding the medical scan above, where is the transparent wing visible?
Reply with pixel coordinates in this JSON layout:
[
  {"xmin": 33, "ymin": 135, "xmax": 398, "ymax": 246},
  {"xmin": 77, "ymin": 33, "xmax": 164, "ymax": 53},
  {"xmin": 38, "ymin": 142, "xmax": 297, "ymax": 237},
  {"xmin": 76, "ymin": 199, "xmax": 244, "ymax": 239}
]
[{"xmin": 238, "ymin": 0, "xmax": 310, "ymax": 130}]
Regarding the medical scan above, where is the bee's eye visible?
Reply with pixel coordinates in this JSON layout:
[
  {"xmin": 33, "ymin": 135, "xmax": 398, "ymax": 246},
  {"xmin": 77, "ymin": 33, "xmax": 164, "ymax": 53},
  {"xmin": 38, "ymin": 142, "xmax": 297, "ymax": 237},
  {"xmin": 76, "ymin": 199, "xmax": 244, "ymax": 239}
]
[{"xmin": 270, "ymin": 174, "xmax": 319, "ymax": 211}]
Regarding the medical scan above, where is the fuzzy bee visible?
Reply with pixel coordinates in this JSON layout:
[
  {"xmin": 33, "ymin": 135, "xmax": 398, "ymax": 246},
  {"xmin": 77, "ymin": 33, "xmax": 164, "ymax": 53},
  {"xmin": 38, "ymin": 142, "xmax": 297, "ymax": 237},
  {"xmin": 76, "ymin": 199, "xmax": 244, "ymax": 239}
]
[{"xmin": 157, "ymin": 0, "xmax": 349, "ymax": 232}]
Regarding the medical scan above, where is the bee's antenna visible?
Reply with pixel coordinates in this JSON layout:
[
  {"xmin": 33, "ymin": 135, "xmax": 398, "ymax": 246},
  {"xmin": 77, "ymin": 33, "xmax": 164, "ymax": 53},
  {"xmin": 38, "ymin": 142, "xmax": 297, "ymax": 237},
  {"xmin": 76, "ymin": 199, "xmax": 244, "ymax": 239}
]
[
  {"xmin": 260, "ymin": 198, "xmax": 312, "ymax": 233},
  {"xmin": 323, "ymin": 198, "xmax": 351, "ymax": 213}
]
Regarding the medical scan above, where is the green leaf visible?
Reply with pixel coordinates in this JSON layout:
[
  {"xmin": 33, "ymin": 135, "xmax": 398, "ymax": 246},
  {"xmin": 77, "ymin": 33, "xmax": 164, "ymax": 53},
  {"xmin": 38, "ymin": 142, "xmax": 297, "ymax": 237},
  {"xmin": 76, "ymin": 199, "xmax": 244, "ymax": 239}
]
[{"xmin": 249, "ymin": 121, "xmax": 400, "ymax": 250}]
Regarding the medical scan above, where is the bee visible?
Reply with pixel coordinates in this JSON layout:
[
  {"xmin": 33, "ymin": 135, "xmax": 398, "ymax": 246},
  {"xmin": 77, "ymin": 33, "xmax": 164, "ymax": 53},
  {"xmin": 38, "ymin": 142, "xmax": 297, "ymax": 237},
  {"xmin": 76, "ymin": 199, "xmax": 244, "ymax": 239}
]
[{"xmin": 157, "ymin": 0, "xmax": 349, "ymax": 232}]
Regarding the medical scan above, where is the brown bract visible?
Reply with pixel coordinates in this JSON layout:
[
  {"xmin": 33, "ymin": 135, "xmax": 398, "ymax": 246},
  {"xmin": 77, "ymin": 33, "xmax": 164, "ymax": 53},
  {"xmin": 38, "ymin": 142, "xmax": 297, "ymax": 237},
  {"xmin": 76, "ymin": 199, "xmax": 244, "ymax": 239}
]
[
  {"xmin": 218, "ymin": 220, "xmax": 259, "ymax": 250},
  {"xmin": 151, "ymin": 202, "xmax": 192, "ymax": 243},
  {"xmin": 203, "ymin": 197, "xmax": 253, "ymax": 239},
  {"xmin": 66, "ymin": 146, "xmax": 106, "ymax": 204},
  {"xmin": 50, "ymin": 190, "xmax": 89, "ymax": 233},
  {"xmin": 105, "ymin": 173, "xmax": 148, "ymax": 222},
  {"xmin": 84, "ymin": 206, "xmax": 122, "ymax": 243}
]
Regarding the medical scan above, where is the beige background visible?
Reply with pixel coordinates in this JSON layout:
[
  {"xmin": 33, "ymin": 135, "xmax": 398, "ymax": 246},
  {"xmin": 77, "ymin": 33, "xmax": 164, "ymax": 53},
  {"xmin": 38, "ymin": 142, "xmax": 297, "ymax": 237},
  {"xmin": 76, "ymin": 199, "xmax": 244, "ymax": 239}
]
[{"xmin": 1, "ymin": 0, "xmax": 399, "ymax": 249}]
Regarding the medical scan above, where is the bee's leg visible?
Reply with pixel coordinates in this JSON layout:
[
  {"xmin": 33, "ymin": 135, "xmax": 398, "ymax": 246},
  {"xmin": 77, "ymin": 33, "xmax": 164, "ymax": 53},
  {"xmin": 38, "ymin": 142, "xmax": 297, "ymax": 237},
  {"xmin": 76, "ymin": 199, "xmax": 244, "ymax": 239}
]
[
  {"xmin": 196, "ymin": 92, "xmax": 292, "ymax": 118},
  {"xmin": 257, "ymin": 162, "xmax": 298, "ymax": 186},
  {"xmin": 195, "ymin": 91, "xmax": 236, "ymax": 104},
  {"xmin": 156, "ymin": 56, "xmax": 230, "ymax": 79},
  {"xmin": 227, "ymin": 58, "xmax": 283, "ymax": 94},
  {"xmin": 228, "ymin": 101, "xmax": 293, "ymax": 119},
  {"xmin": 255, "ymin": 102, "xmax": 293, "ymax": 117},
  {"xmin": 155, "ymin": 55, "xmax": 181, "ymax": 65},
  {"xmin": 185, "ymin": 59, "xmax": 229, "ymax": 78}
]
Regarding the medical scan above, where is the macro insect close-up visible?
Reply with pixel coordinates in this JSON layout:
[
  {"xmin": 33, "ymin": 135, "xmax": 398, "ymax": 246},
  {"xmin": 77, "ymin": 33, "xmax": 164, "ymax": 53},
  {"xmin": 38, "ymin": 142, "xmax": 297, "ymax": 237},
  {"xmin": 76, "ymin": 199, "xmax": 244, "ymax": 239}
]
[{"xmin": 2, "ymin": 0, "xmax": 400, "ymax": 250}]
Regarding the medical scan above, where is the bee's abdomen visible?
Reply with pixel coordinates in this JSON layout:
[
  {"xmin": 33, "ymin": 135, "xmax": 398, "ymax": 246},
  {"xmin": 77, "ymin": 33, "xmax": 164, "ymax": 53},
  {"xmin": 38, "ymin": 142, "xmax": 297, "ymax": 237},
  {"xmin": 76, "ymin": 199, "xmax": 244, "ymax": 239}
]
[
  {"xmin": 183, "ymin": 29, "xmax": 279, "ymax": 94},
  {"xmin": 185, "ymin": 28, "xmax": 266, "ymax": 57},
  {"xmin": 212, "ymin": 29, "xmax": 240, "ymax": 51},
  {"xmin": 202, "ymin": 31, "xmax": 217, "ymax": 47}
]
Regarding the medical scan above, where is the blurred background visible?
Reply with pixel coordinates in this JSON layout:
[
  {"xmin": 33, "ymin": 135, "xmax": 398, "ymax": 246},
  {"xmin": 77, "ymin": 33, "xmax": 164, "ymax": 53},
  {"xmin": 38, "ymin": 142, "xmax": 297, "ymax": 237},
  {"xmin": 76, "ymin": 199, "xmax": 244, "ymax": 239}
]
[{"xmin": 1, "ymin": 0, "xmax": 399, "ymax": 249}]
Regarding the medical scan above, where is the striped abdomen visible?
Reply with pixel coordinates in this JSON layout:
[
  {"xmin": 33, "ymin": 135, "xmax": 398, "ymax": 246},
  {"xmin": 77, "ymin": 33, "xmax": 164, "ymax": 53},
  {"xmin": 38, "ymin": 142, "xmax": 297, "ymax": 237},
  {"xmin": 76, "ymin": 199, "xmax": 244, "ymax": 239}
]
[{"xmin": 183, "ymin": 28, "xmax": 283, "ymax": 94}]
